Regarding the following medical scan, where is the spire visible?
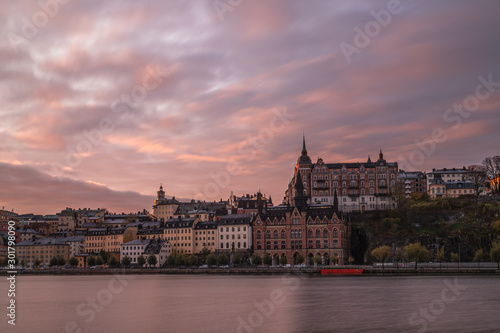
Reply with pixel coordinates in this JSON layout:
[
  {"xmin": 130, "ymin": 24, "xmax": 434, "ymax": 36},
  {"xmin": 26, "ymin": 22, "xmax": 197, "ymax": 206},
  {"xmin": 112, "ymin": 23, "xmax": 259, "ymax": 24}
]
[
  {"xmin": 379, "ymin": 148, "xmax": 383, "ymax": 160},
  {"xmin": 367, "ymin": 155, "xmax": 372, "ymax": 163},
  {"xmin": 302, "ymin": 133, "xmax": 307, "ymax": 155},
  {"xmin": 333, "ymin": 189, "xmax": 339, "ymax": 213}
]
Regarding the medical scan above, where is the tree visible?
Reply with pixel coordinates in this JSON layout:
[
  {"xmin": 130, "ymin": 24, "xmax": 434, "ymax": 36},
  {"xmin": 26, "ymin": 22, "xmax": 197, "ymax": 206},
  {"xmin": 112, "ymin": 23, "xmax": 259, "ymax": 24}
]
[
  {"xmin": 175, "ymin": 254, "xmax": 186, "ymax": 267},
  {"xmin": 218, "ymin": 253, "xmax": 229, "ymax": 266},
  {"xmin": 166, "ymin": 253, "xmax": 177, "ymax": 267},
  {"xmin": 394, "ymin": 247, "xmax": 405, "ymax": 269},
  {"xmin": 404, "ymin": 243, "xmax": 430, "ymax": 269},
  {"xmin": 69, "ymin": 256, "xmax": 79, "ymax": 268},
  {"xmin": 49, "ymin": 256, "xmax": 58, "ymax": 267},
  {"xmin": 207, "ymin": 253, "xmax": 217, "ymax": 266},
  {"xmin": 490, "ymin": 243, "xmax": 500, "ymax": 269},
  {"xmin": 87, "ymin": 255, "xmax": 96, "ymax": 267},
  {"xmin": 122, "ymin": 255, "xmax": 131, "ymax": 267},
  {"xmin": 108, "ymin": 256, "xmax": 118, "ymax": 268},
  {"xmin": 473, "ymin": 249, "xmax": 484, "ymax": 268},
  {"xmin": 34, "ymin": 258, "xmax": 41, "ymax": 268},
  {"xmin": 147, "ymin": 254, "xmax": 158, "ymax": 268},
  {"xmin": 483, "ymin": 156, "xmax": 500, "ymax": 194},
  {"xmin": 263, "ymin": 253, "xmax": 272, "ymax": 266},
  {"xmin": 99, "ymin": 250, "xmax": 109, "ymax": 263},
  {"xmin": 371, "ymin": 246, "xmax": 392, "ymax": 269},
  {"xmin": 188, "ymin": 255, "xmax": 199, "ymax": 267},
  {"xmin": 330, "ymin": 254, "xmax": 338, "ymax": 265},
  {"xmin": 313, "ymin": 254, "xmax": 322, "ymax": 266},
  {"xmin": 466, "ymin": 165, "xmax": 488, "ymax": 196},
  {"xmin": 436, "ymin": 247, "xmax": 446, "ymax": 270},
  {"xmin": 96, "ymin": 256, "xmax": 104, "ymax": 266},
  {"xmin": 294, "ymin": 253, "xmax": 305, "ymax": 265},
  {"xmin": 57, "ymin": 256, "xmax": 66, "ymax": 266},
  {"xmin": 137, "ymin": 255, "xmax": 146, "ymax": 268},
  {"xmin": 233, "ymin": 252, "xmax": 242, "ymax": 266},
  {"xmin": 252, "ymin": 253, "xmax": 262, "ymax": 266},
  {"xmin": 279, "ymin": 255, "xmax": 288, "ymax": 266}
]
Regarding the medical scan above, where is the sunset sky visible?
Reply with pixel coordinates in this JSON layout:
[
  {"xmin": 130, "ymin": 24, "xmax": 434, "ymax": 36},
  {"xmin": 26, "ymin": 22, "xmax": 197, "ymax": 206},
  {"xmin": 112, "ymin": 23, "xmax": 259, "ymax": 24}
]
[{"xmin": 1, "ymin": 0, "xmax": 499, "ymax": 215}]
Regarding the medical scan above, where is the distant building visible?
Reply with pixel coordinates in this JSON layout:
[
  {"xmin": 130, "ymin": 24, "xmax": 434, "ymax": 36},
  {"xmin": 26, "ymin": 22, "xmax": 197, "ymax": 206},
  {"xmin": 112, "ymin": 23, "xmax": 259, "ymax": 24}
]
[
  {"xmin": 232, "ymin": 192, "xmax": 273, "ymax": 216},
  {"xmin": 217, "ymin": 214, "xmax": 253, "ymax": 253},
  {"xmin": 426, "ymin": 167, "xmax": 469, "ymax": 191},
  {"xmin": 163, "ymin": 217, "xmax": 200, "ymax": 254},
  {"xmin": 120, "ymin": 239, "xmax": 152, "ymax": 265},
  {"xmin": 84, "ymin": 226, "xmax": 138, "ymax": 255},
  {"xmin": 193, "ymin": 221, "xmax": 218, "ymax": 253},
  {"xmin": 398, "ymin": 170, "xmax": 427, "ymax": 198},
  {"xmin": 121, "ymin": 238, "xmax": 171, "ymax": 267},
  {"xmin": 16, "ymin": 238, "xmax": 70, "ymax": 267},
  {"xmin": 152, "ymin": 185, "xmax": 181, "ymax": 221},
  {"xmin": 285, "ymin": 136, "xmax": 398, "ymax": 212},
  {"xmin": 428, "ymin": 175, "xmax": 475, "ymax": 199},
  {"xmin": 57, "ymin": 208, "xmax": 107, "ymax": 232}
]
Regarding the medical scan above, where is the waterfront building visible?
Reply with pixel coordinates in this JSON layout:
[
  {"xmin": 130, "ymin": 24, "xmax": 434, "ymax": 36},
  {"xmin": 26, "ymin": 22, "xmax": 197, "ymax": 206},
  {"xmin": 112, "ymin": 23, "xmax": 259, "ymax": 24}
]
[
  {"xmin": 163, "ymin": 217, "xmax": 199, "ymax": 254},
  {"xmin": 16, "ymin": 238, "xmax": 70, "ymax": 267},
  {"xmin": 217, "ymin": 214, "xmax": 253, "ymax": 253},
  {"xmin": 193, "ymin": 221, "xmax": 218, "ymax": 253}
]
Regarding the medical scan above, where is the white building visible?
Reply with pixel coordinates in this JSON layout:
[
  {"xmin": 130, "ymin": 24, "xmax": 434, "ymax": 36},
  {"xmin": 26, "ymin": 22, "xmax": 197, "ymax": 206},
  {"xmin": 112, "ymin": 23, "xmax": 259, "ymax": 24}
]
[
  {"xmin": 120, "ymin": 239, "xmax": 150, "ymax": 265},
  {"xmin": 217, "ymin": 214, "xmax": 253, "ymax": 252}
]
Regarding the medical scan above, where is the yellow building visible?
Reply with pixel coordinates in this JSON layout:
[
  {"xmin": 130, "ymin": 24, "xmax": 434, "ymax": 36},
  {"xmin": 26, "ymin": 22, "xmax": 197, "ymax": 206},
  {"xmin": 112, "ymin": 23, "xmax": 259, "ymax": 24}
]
[
  {"xmin": 84, "ymin": 226, "xmax": 138, "ymax": 254},
  {"xmin": 152, "ymin": 185, "xmax": 181, "ymax": 221},
  {"xmin": 193, "ymin": 221, "xmax": 218, "ymax": 253},
  {"xmin": 163, "ymin": 217, "xmax": 199, "ymax": 254},
  {"xmin": 16, "ymin": 238, "xmax": 70, "ymax": 267}
]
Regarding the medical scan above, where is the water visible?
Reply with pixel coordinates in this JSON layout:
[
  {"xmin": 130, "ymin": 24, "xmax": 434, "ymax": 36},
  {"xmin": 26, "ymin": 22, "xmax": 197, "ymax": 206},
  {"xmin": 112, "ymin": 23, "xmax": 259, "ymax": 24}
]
[{"xmin": 1, "ymin": 274, "xmax": 499, "ymax": 333}]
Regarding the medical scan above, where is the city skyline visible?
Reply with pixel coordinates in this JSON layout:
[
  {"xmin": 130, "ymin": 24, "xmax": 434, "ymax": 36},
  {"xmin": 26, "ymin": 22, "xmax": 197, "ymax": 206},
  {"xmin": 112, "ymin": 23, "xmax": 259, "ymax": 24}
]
[{"xmin": 1, "ymin": 1, "xmax": 500, "ymax": 214}]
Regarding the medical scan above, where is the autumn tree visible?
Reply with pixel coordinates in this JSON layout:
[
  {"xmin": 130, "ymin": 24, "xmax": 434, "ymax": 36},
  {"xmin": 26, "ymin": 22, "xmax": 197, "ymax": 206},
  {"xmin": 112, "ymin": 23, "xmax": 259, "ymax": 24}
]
[
  {"xmin": 483, "ymin": 156, "xmax": 500, "ymax": 194},
  {"xmin": 371, "ymin": 246, "xmax": 392, "ymax": 269},
  {"xmin": 404, "ymin": 243, "xmax": 430, "ymax": 269}
]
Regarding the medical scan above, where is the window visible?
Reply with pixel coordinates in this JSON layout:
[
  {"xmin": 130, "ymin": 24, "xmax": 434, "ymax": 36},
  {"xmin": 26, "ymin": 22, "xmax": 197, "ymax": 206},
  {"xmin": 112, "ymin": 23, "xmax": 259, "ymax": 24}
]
[
  {"xmin": 323, "ymin": 229, "xmax": 328, "ymax": 238},
  {"xmin": 273, "ymin": 230, "xmax": 278, "ymax": 239},
  {"xmin": 324, "ymin": 240, "xmax": 328, "ymax": 248},
  {"xmin": 333, "ymin": 229, "xmax": 338, "ymax": 238},
  {"xmin": 316, "ymin": 240, "xmax": 321, "ymax": 248},
  {"xmin": 220, "ymin": 243, "xmax": 224, "ymax": 249},
  {"xmin": 274, "ymin": 241, "xmax": 278, "ymax": 249},
  {"xmin": 266, "ymin": 230, "xmax": 271, "ymax": 238},
  {"xmin": 308, "ymin": 229, "xmax": 312, "ymax": 238},
  {"xmin": 256, "ymin": 230, "xmax": 261, "ymax": 239},
  {"xmin": 257, "ymin": 241, "xmax": 261, "ymax": 250},
  {"xmin": 308, "ymin": 240, "xmax": 313, "ymax": 248},
  {"xmin": 281, "ymin": 230, "xmax": 286, "ymax": 239},
  {"xmin": 266, "ymin": 241, "xmax": 271, "ymax": 249},
  {"xmin": 315, "ymin": 229, "xmax": 320, "ymax": 238}
]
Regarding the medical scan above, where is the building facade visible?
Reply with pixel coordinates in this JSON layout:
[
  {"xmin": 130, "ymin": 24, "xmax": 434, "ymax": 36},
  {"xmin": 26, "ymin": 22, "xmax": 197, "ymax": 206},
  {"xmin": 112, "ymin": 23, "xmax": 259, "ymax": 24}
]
[
  {"xmin": 398, "ymin": 170, "xmax": 427, "ymax": 198},
  {"xmin": 285, "ymin": 137, "xmax": 398, "ymax": 212},
  {"xmin": 217, "ymin": 214, "xmax": 253, "ymax": 253},
  {"xmin": 193, "ymin": 221, "xmax": 218, "ymax": 253},
  {"xmin": 16, "ymin": 238, "xmax": 70, "ymax": 267}
]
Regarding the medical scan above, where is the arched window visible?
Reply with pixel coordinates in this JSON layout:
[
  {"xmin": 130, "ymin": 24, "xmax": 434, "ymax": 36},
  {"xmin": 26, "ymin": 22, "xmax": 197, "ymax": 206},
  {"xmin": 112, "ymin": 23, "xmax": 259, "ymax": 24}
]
[
  {"xmin": 273, "ymin": 230, "xmax": 278, "ymax": 239},
  {"xmin": 361, "ymin": 188, "xmax": 365, "ymax": 195},
  {"xmin": 257, "ymin": 241, "xmax": 261, "ymax": 250},
  {"xmin": 323, "ymin": 229, "xmax": 328, "ymax": 238},
  {"xmin": 380, "ymin": 180, "xmax": 386, "ymax": 187},
  {"xmin": 333, "ymin": 229, "xmax": 338, "ymax": 238},
  {"xmin": 256, "ymin": 230, "xmax": 261, "ymax": 239},
  {"xmin": 298, "ymin": 230, "xmax": 302, "ymax": 238},
  {"xmin": 315, "ymin": 229, "xmax": 321, "ymax": 238},
  {"xmin": 266, "ymin": 230, "xmax": 271, "ymax": 238},
  {"xmin": 243, "ymin": 242, "xmax": 246, "ymax": 248},
  {"xmin": 220, "ymin": 243, "xmax": 224, "ymax": 248},
  {"xmin": 308, "ymin": 229, "xmax": 312, "ymax": 238},
  {"xmin": 281, "ymin": 230, "xmax": 286, "ymax": 239},
  {"xmin": 237, "ymin": 242, "xmax": 241, "ymax": 248},
  {"xmin": 226, "ymin": 242, "xmax": 229, "ymax": 249}
]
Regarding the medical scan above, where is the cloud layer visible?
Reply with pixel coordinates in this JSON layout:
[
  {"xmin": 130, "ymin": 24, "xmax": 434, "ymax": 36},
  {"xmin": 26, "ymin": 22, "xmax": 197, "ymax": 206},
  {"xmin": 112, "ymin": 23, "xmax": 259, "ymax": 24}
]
[{"xmin": 1, "ymin": 0, "xmax": 499, "ymax": 214}]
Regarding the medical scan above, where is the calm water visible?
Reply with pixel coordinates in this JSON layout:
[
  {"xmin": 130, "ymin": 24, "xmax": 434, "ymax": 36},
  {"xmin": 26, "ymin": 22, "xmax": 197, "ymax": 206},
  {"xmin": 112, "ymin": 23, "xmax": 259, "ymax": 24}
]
[{"xmin": 1, "ymin": 274, "xmax": 499, "ymax": 333}]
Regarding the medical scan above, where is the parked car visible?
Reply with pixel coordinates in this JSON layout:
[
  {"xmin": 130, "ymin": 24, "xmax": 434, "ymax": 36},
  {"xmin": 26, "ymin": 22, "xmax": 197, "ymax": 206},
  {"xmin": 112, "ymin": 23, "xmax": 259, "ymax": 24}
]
[{"xmin": 199, "ymin": 265, "xmax": 209, "ymax": 269}]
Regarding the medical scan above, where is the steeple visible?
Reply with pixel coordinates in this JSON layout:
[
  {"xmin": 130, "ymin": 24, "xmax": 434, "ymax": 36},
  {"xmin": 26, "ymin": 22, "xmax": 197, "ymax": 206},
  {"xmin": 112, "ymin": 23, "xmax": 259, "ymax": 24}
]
[
  {"xmin": 367, "ymin": 155, "xmax": 372, "ymax": 163},
  {"xmin": 297, "ymin": 134, "xmax": 312, "ymax": 166},
  {"xmin": 302, "ymin": 133, "xmax": 307, "ymax": 154},
  {"xmin": 379, "ymin": 148, "xmax": 383, "ymax": 161},
  {"xmin": 293, "ymin": 169, "xmax": 308, "ymax": 210},
  {"xmin": 333, "ymin": 189, "xmax": 339, "ymax": 213}
]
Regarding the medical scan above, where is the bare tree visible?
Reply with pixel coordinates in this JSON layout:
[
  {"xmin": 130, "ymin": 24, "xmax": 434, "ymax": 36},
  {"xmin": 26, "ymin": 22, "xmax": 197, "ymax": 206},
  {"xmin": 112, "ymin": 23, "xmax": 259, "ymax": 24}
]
[
  {"xmin": 466, "ymin": 165, "xmax": 488, "ymax": 196},
  {"xmin": 482, "ymin": 156, "xmax": 500, "ymax": 194}
]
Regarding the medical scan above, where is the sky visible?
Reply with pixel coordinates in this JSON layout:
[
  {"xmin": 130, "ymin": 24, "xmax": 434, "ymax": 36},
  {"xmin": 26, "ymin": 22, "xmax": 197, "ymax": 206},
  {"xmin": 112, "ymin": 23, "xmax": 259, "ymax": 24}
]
[{"xmin": 1, "ymin": 0, "xmax": 499, "ymax": 215}]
